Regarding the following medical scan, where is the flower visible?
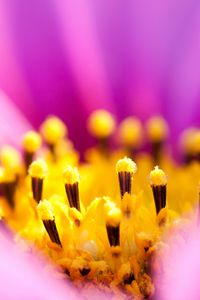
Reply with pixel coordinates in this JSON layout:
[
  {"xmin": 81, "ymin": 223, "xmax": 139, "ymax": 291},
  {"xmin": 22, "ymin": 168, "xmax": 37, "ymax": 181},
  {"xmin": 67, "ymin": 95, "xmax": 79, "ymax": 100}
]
[{"xmin": 0, "ymin": 2, "xmax": 200, "ymax": 298}]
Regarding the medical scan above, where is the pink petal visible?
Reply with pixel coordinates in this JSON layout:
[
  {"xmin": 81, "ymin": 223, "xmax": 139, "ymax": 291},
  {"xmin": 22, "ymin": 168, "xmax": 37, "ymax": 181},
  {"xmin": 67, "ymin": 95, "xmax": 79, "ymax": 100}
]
[{"xmin": 0, "ymin": 90, "xmax": 32, "ymax": 146}]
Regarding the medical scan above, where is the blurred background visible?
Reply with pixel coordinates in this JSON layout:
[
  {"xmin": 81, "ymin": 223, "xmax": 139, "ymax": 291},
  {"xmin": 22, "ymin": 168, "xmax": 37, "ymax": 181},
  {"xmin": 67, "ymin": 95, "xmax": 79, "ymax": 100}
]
[{"xmin": 0, "ymin": 0, "xmax": 200, "ymax": 153}]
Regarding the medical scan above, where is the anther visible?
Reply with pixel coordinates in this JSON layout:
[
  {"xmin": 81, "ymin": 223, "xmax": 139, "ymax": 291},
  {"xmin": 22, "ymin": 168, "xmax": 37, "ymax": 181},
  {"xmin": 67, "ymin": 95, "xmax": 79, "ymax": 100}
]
[
  {"xmin": 0, "ymin": 168, "xmax": 17, "ymax": 208},
  {"xmin": 87, "ymin": 110, "xmax": 116, "ymax": 154},
  {"xmin": 118, "ymin": 117, "xmax": 143, "ymax": 155},
  {"xmin": 181, "ymin": 128, "xmax": 200, "ymax": 164},
  {"xmin": 22, "ymin": 131, "xmax": 41, "ymax": 171},
  {"xmin": 146, "ymin": 116, "xmax": 169, "ymax": 164},
  {"xmin": 149, "ymin": 166, "xmax": 167, "ymax": 215},
  {"xmin": 116, "ymin": 157, "xmax": 137, "ymax": 199},
  {"xmin": 40, "ymin": 116, "xmax": 67, "ymax": 155},
  {"xmin": 29, "ymin": 159, "xmax": 47, "ymax": 203},
  {"xmin": 105, "ymin": 205, "xmax": 121, "ymax": 247},
  {"xmin": 37, "ymin": 199, "xmax": 62, "ymax": 246},
  {"xmin": 0, "ymin": 146, "xmax": 20, "ymax": 171},
  {"xmin": 63, "ymin": 166, "xmax": 80, "ymax": 211}
]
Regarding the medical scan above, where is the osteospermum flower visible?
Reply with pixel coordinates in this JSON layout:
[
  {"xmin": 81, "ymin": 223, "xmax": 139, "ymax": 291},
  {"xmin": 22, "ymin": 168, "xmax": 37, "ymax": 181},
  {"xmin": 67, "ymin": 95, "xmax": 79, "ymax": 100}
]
[
  {"xmin": 0, "ymin": 109, "xmax": 200, "ymax": 299},
  {"xmin": 0, "ymin": 3, "xmax": 200, "ymax": 298}
]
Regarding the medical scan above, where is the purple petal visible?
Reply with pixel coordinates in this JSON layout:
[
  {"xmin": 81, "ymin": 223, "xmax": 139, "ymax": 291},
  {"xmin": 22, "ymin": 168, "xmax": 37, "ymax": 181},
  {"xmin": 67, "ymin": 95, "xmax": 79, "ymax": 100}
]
[
  {"xmin": 0, "ymin": 231, "xmax": 79, "ymax": 300},
  {"xmin": 0, "ymin": 91, "xmax": 31, "ymax": 146}
]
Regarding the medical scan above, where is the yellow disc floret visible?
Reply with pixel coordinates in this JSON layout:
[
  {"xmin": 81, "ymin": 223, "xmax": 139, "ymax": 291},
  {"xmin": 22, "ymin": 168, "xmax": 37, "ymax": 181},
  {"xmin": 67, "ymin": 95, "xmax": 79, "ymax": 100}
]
[
  {"xmin": 146, "ymin": 116, "xmax": 169, "ymax": 142},
  {"xmin": 0, "ymin": 145, "xmax": 20, "ymax": 169},
  {"xmin": 63, "ymin": 166, "xmax": 80, "ymax": 184},
  {"xmin": 22, "ymin": 130, "xmax": 41, "ymax": 153},
  {"xmin": 104, "ymin": 199, "xmax": 122, "ymax": 228},
  {"xmin": 87, "ymin": 109, "xmax": 116, "ymax": 138},
  {"xmin": 40, "ymin": 116, "xmax": 67, "ymax": 145},
  {"xmin": 191, "ymin": 130, "xmax": 200, "ymax": 154},
  {"xmin": 106, "ymin": 206, "xmax": 122, "ymax": 227},
  {"xmin": 37, "ymin": 199, "xmax": 54, "ymax": 220},
  {"xmin": 149, "ymin": 166, "xmax": 167, "ymax": 186},
  {"xmin": 118, "ymin": 117, "xmax": 143, "ymax": 147},
  {"xmin": 116, "ymin": 157, "xmax": 137, "ymax": 174},
  {"xmin": 180, "ymin": 127, "xmax": 198, "ymax": 154},
  {"xmin": 0, "ymin": 167, "xmax": 16, "ymax": 183},
  {"xmin": 29, "ymin": 159, "xmax": 48, "ymax": 179}
]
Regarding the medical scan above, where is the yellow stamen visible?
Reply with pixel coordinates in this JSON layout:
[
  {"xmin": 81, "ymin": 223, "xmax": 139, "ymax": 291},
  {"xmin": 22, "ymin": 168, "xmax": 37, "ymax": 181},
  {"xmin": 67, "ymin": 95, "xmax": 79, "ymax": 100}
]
[
  {"xmin": 0, "ymin": 146, "xmax": 20, "ymax": 170},
  {"xmin": 189, "ymin": 130, "xmax": 200, "ymax": 153},
  {"xmin": 29, "ymin": 160, "xmax": 47, "ymax": 203},
  {"xmin": 22, "ymin": 130, "xmax": 41, "ymax": 153},
  {"xmin": 37, "ymin": 199, "xmax": 54, "ymax": 220},
  {"xmin": 40, "ymin": 116, "xmax": 67, "ymax": 145},
  {"xmin": 116, "ymin": 157, "xmax": 137, "ymax": 174},
  {"xmin": 22, "ymin": 131, "xmax": 42, "ymax": 170},
  {"xmin": 63, "ymin": 166, "xmax": 80, "ymax": 211},
  {"xmin": 63, "ymin": 166, "xmax": 80, "ymax": 185},
  {"xmin": 180, "ymin": 127, "xmax": 198, "ymax": 156},
  {"xmin": 181, "ymin": 129, "xmax": 200, "ymax": 164},
  {"xmin": 146, "ymin": 116, "xmax": 169, "ymax": 142},
  {"xmin": 180, "ymin": 128, "xmax": 200, "ymax": 164},
  {"xmin": 106, "ymin": 206, "xmax": 122, "ymax": 227},
  {"xmin": 87, "ymin": 109, "xmax": 116, "ymax": 138},
  {"xmin": 37, "ymin": 200, "xmax": 62, "ymax": 246},
  {"xmin": 29, "ymin": 159, "xmax": 48, "ymax": 179},
  {"xmin": 105, "ymin": 205, "xmax": 121, "ymax": 248},
  {"xmin": 116, "ymin": 157, "xmax": 137, "ymax": 198},
  {"xmin": 0, "ymin": 167, "xmax": 16, "ymax": 183},
  {"xmin": 149, "ymin": 166, "xmax": 167, "ymax": 215},
  {"xmin": 149, "ymin": 166, "xmax": 167, "ymax": 186},
  {"xmin": 37, "ymin": 199, "xmax": 54, "ymax": 221},
  {"xmin": 0, "ymin": 168, "xmax": 17, "ymax": 208},
  {"xmin": 118, "ymin": 117, "xmax": 143, "ymax": 148}
]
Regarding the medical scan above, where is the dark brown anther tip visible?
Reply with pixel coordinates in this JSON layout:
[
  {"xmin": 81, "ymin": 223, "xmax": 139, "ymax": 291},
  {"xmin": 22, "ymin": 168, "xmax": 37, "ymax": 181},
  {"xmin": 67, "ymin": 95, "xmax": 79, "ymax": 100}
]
[
  {"xmin": 106, "ymin": 225, "xmax": 120, "ymax": 247},
  {"xmin": 24, "ymin": 151, "xmax": 34, "ymax": 172},
  {"xmin": 65, "ymin": 182, "xmax": 80, "ymax": 211},
  {"xmin": 151, "ymin": 185, "xmax": 166, "ymax": 215},
  {"xmin": 32, "ymin": 177, "xmax": 43, "ymax": 203},
  {"xmin": 1, "ymin": 180, "xmax": 17, "ymax": 209},
  {"xmin": 118, "ymin": 171, "xmax": 132, "ymax": 199},
  {"xmin": 43, "ymin": 219, "xmax": 62, "ymax": 247}
]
